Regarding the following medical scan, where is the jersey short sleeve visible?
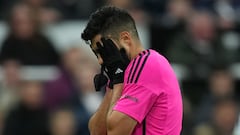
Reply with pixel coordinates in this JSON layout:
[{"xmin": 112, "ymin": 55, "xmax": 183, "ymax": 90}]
[{"xmin": 113, "ymin": 84, "xmax": 158, "ymax": 123}]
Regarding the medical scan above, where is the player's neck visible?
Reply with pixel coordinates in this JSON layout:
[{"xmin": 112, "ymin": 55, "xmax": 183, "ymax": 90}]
[{"xmin": 130, "ymin": 42, "xmax": 145, "ymax": 60}]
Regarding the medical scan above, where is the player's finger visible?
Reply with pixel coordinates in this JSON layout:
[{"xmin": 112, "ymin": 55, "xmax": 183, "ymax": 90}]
[
  {"xmin": 96, "ymin": 42, "xmax": 104, "ymax": 55},
  {"xmin": 100, "ymin": 37, "xmax": 107, "ymax": 45},
  {"xmin": 106, "ymin": 38, "xmax": 118, "ymax": 50}
]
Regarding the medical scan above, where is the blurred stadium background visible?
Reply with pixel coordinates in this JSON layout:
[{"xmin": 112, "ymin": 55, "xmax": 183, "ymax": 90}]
[{"xmin": 0, "ymin": 0, "xmax": 240, "ymax": 135}]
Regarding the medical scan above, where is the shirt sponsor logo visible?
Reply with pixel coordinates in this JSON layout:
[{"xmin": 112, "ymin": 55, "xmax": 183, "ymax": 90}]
[{"xmin": 120, "ymin": 94, "xmax": 138, "ymax": 102}]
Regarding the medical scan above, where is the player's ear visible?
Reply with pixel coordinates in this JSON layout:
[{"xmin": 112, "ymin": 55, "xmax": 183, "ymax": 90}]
[{"xmin": 119, "ymin": 31, "xmax": 131, "ymax": 48}]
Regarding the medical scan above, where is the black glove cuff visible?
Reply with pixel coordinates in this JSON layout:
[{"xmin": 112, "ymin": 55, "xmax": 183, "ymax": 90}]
[{"xmin": 112, "ymin": 79, "xmax": 124, "ymax": 85}]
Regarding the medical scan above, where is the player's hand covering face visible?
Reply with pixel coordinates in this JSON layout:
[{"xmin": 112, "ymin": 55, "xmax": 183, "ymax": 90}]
[{"xmin": 93, "ymin": 38, "xmax": 129, "ymax": 91}]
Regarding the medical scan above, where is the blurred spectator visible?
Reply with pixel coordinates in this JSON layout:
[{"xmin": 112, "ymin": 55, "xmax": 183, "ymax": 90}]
[
  {"xmin": 73, "ymin": 61, "xmax": 102, "ymax": 114},
  {"xmin": 1, "ymin": 60, "xmax": 21, "ymax": 89},
  {"xmin": 212, "ymin": 98, "xmax": 239, "ymax": 135},
  {"xmin": 195, "ymin": 67, "xmax": 237, "ymax": 125},
  {"xmin": 150, "ymin": 0, "xmax": 192, "ymax": 55},
  {"xmin": 193, "ymin": 98, "xmax": 239, "ymax": 135},
  {"xmin": 193, "ymin": 0, "xmax": 215, "ymax": 11},
  {"xmin": 166, "ymin": 11, "xmax": 227, "ymax": 79},
  {"xmin": 0, "ymin": 109, "xmax": 3, "ymax": 135},
  {"xmin": 44, "ymin": 45, "xmax": 97, "ymax": 111},
  {"xmin": 217, "ymin": 28, "xmax": 240, "ymax": 63},
  {"xmin": 193, "ymin": 124, "xmax": 215, "ymax": 135},
  {"xmin": 214, "ymin": 0, "xmax": 240, "ymax": 63},
  {"xmin": 68, "ymin": 45, "xmax": 101, "ymax": 135},
  {"xmin": 0, "ymin": 60, "xmax": 21, "ymax": 115},
  {"xmin": 181, "ymin": 96, "xmax": 194, "ymax": 135},
  {"xmin": 0, "ymin": 4, "xmax": 60, "ymax": 66},
  {"xmin": 3, "ymin": 81, "xmax": 50, "ymax": 135},
  {"xmin": 0, "ymin": 0, "xmax": 17, "ymax": 19},
  {"xmin": 214, "ymin": 0, "xmax": 240, "ymax": 24},
  {"xmin": 44, "ymin": 47, "xmax": 80, "ymax": 111},
  {"xmin": 50, "ymin": 108, "xmax": 76, "ymax": 135},
  {"xmin": 22, "ymin": 0, "xmax": 61, "ymax": 24},
  {"xmin": 45, "ymin": 44, "xmax": 100, "ymax": 134},
  {"xmin": 165, "ymin": 0, "xmax": 192, "ymax": 22},
  {"xmin": 107, "ymin": 0, "xmax": 149, "ymax": 24},
  {"xmin": 107, "ymin": 0, "xmax": 131, "ymax": 8},
  {"xmin": 233, "ymin": 114, "xmax": 240, "ymax": 135},
  {"xmin": 138, "ymin": 0, "xmax": 167, "ymax": 17},
  {"xmin": 215, "ymin": 0, "xmax": 236, "ymax": 30},
  {"xmin": 51, "ymin": 0, "xmax": 100, "ymax": 19}
]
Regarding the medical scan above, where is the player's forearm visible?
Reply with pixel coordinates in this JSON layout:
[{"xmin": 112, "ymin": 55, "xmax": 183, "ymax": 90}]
[
  {"xmin": 107, "ymin": 83, "xmax": 123, "ymax": 117},
  {"xmin": 89, "ymin": 113, "xmax": 107, "ymax": 135},
  {"xmin": 106, "ymin": 84, "xmax": 126, "ymax": 134},
  {"xmin": 89, "ymin": 89, "xmax": 112, "ymax": 135}
]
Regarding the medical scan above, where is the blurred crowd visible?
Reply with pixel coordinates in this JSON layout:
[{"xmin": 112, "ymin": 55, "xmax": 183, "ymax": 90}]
[{"xmin": 0, "ymin": 0, "xmax": 240, "ymax": 135}]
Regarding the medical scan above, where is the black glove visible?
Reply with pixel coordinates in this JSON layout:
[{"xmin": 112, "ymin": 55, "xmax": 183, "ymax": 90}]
[
  {"xmin": 93, "ymin": 66, "xmax": 108, "ymax": 91},
  {"xmin": 96, "ymin": 38, "xmax": 129, "ymax": 85}
]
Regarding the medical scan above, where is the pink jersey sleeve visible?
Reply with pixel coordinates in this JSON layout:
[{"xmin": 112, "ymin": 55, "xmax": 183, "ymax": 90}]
[{"xmin": 113, "ymin": 84, "xmax": 158, "ymax": 123}]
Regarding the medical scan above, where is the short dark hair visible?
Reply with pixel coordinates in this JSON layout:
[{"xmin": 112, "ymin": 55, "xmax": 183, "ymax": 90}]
[{"xmin": 81, "ymin": 6, "xmax": 139, "ymax": 43}]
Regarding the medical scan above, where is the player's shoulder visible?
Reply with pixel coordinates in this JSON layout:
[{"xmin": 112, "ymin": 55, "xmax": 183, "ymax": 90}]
[
  {"xmin": 125, "ymin": 49, "xmax": 164, "ymax": 84},
  {"xmin": 147, "ymin": 49, "xmax": 165, "ymax": 62},
  {"xmin": 134, "ymin": 49, "xmax": 166, "ymax": 70}
]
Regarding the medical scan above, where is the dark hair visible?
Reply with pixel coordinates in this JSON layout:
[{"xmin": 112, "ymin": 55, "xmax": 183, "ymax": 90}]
[{"xmin": 81, "ymin": 6, "xmax": 139, "ymax": 43}]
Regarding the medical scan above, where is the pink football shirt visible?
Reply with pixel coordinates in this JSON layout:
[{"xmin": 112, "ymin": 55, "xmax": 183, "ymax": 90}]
[{"xmin": 113, "ymin": 49, "xmax": 183, "ymax": 135}]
